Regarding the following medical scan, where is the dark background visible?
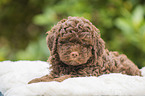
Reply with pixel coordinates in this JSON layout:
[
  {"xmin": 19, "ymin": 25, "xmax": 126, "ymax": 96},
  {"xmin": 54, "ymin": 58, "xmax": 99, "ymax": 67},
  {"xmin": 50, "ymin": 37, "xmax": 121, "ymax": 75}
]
[{"xmin": 0, "ymin": 0, "xmax": 145, "ymax": 68}]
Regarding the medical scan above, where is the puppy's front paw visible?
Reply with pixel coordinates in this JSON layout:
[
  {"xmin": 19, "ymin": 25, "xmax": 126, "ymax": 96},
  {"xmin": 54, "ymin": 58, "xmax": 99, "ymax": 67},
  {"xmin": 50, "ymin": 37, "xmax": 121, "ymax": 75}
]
[
  {"xmin": 28, "ymin": 78, "xmax": 43, "ymax": 84},
  {"xmin": 53, "ymin": 75, "xmax": 72, "ymax": 82},
  {"xmin": 28, "ymin": 75, "xmax": 54, "ymax": 84}
]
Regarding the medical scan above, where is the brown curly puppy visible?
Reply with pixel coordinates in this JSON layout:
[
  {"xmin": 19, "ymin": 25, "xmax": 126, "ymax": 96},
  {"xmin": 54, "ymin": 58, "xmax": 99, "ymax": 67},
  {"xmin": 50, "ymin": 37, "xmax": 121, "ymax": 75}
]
[{"xmin": 28, "ymin": 16, "xmax": 141, "ymax": 84}]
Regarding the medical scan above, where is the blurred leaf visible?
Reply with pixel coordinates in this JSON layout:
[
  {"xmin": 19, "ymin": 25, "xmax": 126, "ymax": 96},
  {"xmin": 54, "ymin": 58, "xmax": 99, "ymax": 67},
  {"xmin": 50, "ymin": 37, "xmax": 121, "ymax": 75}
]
[
  {"xmin": 115, "ymin": 18, "xmax": 134, "ymax": 36},
  {"xmin": 33, "ymin": 9, "xmax": 57, "ymax": 25},
  {"xmin": 0, "ymin": 0, "xmax": 11, "ymax": 6},
  {"xmin": 120, "ymin": 8, "xmax": 131, "ymax": 18},
  {"xmin": 33, "ymin": 0, "xmax": 92, "ymax": 26},
  {"xmin": 0, "ymin": 45, "xmax": 10, "ymax": 61},
  {"xmin": 115, "ymin": 5, "xmax": 145, "ymax": 44},
  {"xmin": 16, "ymin": 36, "xmax": 50, "ymax": 60},
  {"xmin": 132, "ymin": 5, "xmax": 144, "ymax": 29}
]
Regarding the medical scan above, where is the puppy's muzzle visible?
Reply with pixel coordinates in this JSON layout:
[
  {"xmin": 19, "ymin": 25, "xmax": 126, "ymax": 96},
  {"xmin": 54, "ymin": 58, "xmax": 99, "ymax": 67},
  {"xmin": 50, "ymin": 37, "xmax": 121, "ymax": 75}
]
[{"xmin": 70, "ymin": 52, "xmax": 79, "ymax": 59}]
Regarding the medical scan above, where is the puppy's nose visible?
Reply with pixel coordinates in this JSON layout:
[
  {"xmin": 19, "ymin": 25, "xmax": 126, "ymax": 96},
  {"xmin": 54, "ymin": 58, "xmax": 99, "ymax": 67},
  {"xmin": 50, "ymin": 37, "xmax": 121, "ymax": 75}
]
[{"xmin": 70, "ymin": 52, "xmax": 79, "ymax": 59}]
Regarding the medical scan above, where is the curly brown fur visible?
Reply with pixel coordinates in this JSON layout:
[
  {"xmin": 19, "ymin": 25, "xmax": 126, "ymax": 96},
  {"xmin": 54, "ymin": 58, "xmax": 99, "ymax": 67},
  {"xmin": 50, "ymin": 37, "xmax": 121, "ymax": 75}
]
[{"xmin": 28, "ymin": 17, "xmax": 141, "ymax": 84}]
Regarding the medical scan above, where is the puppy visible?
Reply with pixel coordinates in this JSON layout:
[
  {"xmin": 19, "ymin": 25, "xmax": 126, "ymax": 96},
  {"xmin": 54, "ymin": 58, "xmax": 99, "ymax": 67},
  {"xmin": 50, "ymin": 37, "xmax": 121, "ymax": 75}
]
[{"xmin": 28, "ymin": 17, "xmax": 141, "ymax": 84}]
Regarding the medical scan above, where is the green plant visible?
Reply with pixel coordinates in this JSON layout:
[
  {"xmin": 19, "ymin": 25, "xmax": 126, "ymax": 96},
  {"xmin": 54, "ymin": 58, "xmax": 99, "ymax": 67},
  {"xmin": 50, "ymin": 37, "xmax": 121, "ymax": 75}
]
[
  {"xmin": 115, "ymin": 5, "xmax": 145, "ymax": 67},
  {"xmin": 16, "ymin": 36, "xmax": 50, "ymax": 61}
]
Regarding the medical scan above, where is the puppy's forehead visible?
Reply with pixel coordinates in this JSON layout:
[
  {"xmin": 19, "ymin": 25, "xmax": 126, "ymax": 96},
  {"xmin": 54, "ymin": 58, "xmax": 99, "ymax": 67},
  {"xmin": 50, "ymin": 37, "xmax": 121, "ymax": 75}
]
[
  {"xmin": 79, "ymin": 32, "xmax": 92, "ymax": 38},
  {"xmin": 59, "ymin": 32, "xmax": 92, "ymax": 40},
  {"xmin": 58, "ymin": 31, "xmax": 93, "ymax": 46},
  {"xmin": 60, "ymin": 31, "xmax": 91, "ymax": 38}
]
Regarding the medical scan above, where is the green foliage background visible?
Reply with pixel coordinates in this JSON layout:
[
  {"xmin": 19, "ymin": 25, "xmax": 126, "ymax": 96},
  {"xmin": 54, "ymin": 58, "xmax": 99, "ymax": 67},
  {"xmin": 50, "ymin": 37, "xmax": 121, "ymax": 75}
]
[{"xmin": 0, "ymin": 0, "xmax": 144, "ymax": 68}]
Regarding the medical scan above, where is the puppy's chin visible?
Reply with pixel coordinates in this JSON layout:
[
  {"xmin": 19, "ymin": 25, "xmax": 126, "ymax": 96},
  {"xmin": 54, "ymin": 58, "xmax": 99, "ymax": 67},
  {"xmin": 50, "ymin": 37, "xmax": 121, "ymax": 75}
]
[{"xmin": 62, "ymin": 60, "xmax": 87, "ymax": 66}]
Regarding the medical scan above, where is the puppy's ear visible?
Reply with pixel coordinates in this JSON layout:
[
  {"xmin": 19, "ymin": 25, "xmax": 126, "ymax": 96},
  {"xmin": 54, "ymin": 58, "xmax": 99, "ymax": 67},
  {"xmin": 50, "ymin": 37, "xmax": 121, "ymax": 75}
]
[
  {"xmin": 93, "ymin": 30, "xmax": 105, "ymax": 58},
  {"xmin": 46, "ymin": 31, "xmax": 54, "ymax": 52},
  {"xmin": 96, "ymin": 37, "xmax": 105, "ymax": 57}
]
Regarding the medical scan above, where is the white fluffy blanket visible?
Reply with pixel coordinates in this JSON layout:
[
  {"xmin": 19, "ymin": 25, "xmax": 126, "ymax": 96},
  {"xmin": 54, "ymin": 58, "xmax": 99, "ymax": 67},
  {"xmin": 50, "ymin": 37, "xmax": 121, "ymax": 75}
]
[{"xmin": 0, "ymin": 61, "xmax": 145, "ymax": 96}]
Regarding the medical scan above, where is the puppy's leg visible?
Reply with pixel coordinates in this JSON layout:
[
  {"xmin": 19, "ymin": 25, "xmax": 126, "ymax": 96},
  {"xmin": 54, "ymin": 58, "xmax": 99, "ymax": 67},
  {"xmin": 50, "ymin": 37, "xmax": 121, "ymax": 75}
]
[
  {"xmin": 28, "ymin": 74, "xmax": 54, "ymax": 84},
  {"xmin": 118, "ymin": 54, "xmax": 141, "ymax": 76},
  {"xmin": 28, "ymin": 75, "xmax": 72, "ymax": 84},
  {"xmin": 53, "ymin": 75, "xmax": 72, "ymax": 82}
]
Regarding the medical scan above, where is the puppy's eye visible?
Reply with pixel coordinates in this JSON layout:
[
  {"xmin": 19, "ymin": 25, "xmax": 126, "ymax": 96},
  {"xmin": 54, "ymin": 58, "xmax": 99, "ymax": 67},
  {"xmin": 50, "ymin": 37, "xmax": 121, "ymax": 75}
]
[
  {"xmin": 82, "ymin": 47, "xmax": 87, "ymax": 52},
  {"xmin": 82, "ymin": 41, "xmax": 92, "ymax": 47},
  {"xmin": 59, "ymin": 40, "xmax": 69, "ymax": 44},
  {"xmin": 81, "ymin": 37, "xmax": 92, "ymax": 44},
  {"xmin": 83, "ymin": 42, "xmax": 88, "ymax": 46}
]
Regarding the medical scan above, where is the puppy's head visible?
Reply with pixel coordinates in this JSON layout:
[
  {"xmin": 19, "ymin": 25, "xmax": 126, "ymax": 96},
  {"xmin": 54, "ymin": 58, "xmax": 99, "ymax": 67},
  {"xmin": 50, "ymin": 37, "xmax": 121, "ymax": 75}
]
[
  {"xmin": 46, "ymin": 17, "xmax": 105, "ymax": 66},
  {"xmin": 57, "ymin": 32, "xmax": 93, "ymax": 66}
]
